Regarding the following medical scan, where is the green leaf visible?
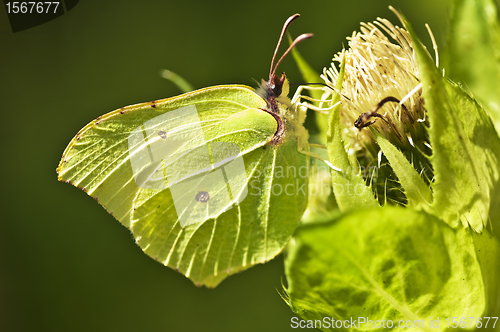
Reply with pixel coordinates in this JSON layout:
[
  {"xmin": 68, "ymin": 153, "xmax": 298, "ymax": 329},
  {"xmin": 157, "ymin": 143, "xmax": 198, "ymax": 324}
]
[
  {"xmin": 285, "ymin": 206, "xmax": 487, "ymax": 331},
  {"xmin": 372, "ymin": 129, "xmax": 432, "ymax": 211},
  {"xmin": 444, "ymin": 0, "xmax": 500, "ymax": 133},
  {"xmin": 289, "ymin": 36, "xmax": 323, "ymax": 102},
  {"xmin": 288, "ymin": 37, "xmax": 339, "ymax": 220},
  {"xmin": 326, "ymin": 54, "xmax": 379, "ymax": 210},
  {"xmin": 472, "ymin": 228, "xmax": 500, "ymax": 317},
  {"xmin": 160, "ymin": 69, "xmax": 195, "ymax": 93},
  {"xmin": 403, "ymin": 16, "xmax": 500, "ymax": 233},
  {"xmin": 444, "ymin": 80, "xmax": 500, "ymax": 234},
  {"xmin": 301, "ymin": 162, "xmax": 339, "ymax": 225},
  {"xmin": 287, "ymin": 47, "xmax": 339, "ymax": 218}
]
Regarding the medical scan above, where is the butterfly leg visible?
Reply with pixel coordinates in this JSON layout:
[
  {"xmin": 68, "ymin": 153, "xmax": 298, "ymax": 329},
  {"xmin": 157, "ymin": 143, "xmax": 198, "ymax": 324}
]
[
  {"xmin": 292, "ymin": 85, "xmax": 339, "ymax": 115},
  {"xmin": 291, "ymin": 84, "xmax": 325, "ymax": 104},
  {"xmin": 295, "ymin": 101, "xmax": 339, "ymax": 115},
  {"xmin": 308, "ymin": 143, "xmax": 327, "ymax": 149},
  {"xmin": 296, "ymin": 136, "xmax": 342, "ymax": 173}
]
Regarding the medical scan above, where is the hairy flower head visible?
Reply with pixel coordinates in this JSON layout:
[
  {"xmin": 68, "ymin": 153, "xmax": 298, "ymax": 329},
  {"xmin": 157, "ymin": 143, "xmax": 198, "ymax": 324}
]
[{"xmin": 322, "ymin": 17, "xmax": 434, "ymax": 204}]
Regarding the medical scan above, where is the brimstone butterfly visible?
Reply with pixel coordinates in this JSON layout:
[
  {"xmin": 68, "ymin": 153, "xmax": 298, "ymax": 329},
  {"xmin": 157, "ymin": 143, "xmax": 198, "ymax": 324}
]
[{"xmin": 57, "ymin": 14, "xmax": 313, "ymax": 287}]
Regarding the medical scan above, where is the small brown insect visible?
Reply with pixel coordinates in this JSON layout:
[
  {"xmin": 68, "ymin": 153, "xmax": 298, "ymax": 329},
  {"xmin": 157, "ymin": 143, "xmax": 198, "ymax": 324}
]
[
  {"xmin": 158, "ymin": 131, "xmax": 167, "ymax": 139},
  {"xmin": 195, "ymin": 191, "xmax": 210, "ymax": 203},
  {"xmin": 354, "ymin": 96, "xmax": 408, "ymax": 130}
]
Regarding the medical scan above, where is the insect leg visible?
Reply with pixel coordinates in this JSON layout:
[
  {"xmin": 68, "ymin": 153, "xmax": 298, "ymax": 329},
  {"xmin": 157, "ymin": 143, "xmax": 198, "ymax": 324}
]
[
  {"xmin": 296, "ymin": 139, "xmax": 342, "ymax": 173},
  {"xmin": 295, "ymin": 101, "xmax": 339, "ymax": 114},
  {"xmin": 298, "ymin": 149, "xmax": 343, "ymax": 173},
  {"xmin": 354, "ymin": 96, "xmax": 405, "ymax": 130},
  {"xmin": 308, "ymin": 143, "xmax": 327, "ymax": 149},
  {"xmin": 292, "ymin": 85, "xmax": 338, "ymax": 114},
  {"xmin": 356, "ymin": 119, "xmax": 378, "ymax": 130}
]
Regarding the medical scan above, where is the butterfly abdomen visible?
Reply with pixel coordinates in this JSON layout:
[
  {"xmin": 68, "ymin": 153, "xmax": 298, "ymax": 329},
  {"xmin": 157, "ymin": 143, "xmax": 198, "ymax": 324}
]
[{"xmin": 262, "ymin": 107, "xmax": 285, "ymax": 145}]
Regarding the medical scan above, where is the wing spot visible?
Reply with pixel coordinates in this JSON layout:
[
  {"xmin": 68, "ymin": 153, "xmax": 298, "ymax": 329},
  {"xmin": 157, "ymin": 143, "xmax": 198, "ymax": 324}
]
[
  {"xmin": 195, "ymin": 191, "xmax": 210, "ymax": 203},
  {"xmin": 158, "ymin": 131, "xmax": 167, "ymax": 139}
]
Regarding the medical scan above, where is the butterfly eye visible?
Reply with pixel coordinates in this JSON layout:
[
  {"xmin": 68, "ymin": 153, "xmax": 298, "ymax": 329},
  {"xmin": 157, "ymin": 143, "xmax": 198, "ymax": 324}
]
[
  {"xmin": 158, "ymin": 131, "xmax": 167, "ymax": 139},
  {"xmin": 270, "ymin": 73, "xmax": 286, "ymax": 96},
  {"xmin": 195, "ymin": 191, "xmax": 210, "ymax": 203}
]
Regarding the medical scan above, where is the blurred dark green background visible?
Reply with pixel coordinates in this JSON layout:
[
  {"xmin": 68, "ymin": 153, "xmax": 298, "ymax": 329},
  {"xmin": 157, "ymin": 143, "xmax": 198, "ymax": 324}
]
[{"xmin": 0, "ymin": 1, "xmax": 452, "ymax": 331}]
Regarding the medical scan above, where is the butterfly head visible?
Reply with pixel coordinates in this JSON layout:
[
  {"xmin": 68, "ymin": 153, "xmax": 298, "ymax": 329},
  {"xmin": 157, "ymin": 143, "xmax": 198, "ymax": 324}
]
[
  {"xmin": 259, "ymin": 72, "xmax": 289, "ymax": 101},
  {"xmin": 269, "ymin": 72, "xmax": 287, "ymax": 97}
]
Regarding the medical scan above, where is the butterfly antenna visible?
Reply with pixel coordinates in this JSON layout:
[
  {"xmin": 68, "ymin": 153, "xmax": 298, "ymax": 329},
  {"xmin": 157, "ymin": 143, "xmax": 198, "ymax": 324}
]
[
  {"xmin": 269, "ymin": 13, "xmax": 301, "ymax": 79},
  {"xmin": 271, "ymin": 33, "xmax": 314, "ymax": 80}
]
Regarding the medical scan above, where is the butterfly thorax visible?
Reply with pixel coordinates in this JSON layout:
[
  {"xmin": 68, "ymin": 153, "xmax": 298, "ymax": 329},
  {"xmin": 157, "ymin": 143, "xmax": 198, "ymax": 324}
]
[{"xmin": 257, "ymin": 72, "xmax": 295, "ymax": 146}]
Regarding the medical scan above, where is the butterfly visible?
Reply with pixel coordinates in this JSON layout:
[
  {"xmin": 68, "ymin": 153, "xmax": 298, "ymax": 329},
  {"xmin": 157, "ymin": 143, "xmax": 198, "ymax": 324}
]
[{"xmin": 57, "ymin": 14, "xmax": 313, "ymax": 287}]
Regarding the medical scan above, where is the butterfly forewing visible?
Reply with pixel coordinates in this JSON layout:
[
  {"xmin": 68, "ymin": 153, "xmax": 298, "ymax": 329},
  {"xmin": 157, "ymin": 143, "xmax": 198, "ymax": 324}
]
[{"xmin": 58, "ymin": 86, "xmax": 271, "ymax": 224}]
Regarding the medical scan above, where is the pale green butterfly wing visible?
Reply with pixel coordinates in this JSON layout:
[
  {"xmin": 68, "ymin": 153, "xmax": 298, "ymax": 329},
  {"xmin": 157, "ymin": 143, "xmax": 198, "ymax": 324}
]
[
  {"xmin": 57, "ymin": 85, "xmax": 308, "ymax": 287},
  {"xmin": 58, "ymin": 86, "xmax": 266, "ymax": 223},
  {"xmin": 132, "ymin": 136, "xmax": 307, "ymax": 286}
]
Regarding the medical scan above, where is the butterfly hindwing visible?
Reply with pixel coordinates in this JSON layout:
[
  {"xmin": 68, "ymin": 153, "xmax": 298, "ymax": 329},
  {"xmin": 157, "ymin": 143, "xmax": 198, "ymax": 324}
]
[{"xmin": 131, "ymin": 136, "xmax": 307, "ymax": 287}]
